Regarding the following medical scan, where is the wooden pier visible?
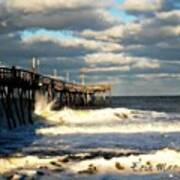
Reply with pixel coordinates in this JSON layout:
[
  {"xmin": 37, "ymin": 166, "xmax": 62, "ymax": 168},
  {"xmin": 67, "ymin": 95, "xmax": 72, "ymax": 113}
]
[{"xmin": 0, "ymin": 66, "xmax": 111, "ymax": 129}]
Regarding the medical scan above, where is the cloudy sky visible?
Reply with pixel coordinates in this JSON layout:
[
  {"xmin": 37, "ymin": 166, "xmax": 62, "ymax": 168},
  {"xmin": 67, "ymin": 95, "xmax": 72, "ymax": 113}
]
[{"xmin": 0, "ymin": 0, "xmax": 180, "ymax": 95}]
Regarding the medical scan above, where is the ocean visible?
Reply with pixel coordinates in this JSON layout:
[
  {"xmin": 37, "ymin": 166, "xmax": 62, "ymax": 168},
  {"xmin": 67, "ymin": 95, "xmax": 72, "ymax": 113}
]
[
  {"xmin": 111, "ymin": 96, "xmax": 180, "ymax": 112},
  {"xmin": 0, "ymin": 96, "xmax": 180, "ymax": 179}
]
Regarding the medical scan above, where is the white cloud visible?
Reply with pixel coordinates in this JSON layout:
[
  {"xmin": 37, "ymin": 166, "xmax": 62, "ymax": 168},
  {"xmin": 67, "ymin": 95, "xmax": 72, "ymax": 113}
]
[
  {"xmin": 81, "ymin": 25, "xmax": 125, "ymax": 41},
  {"xmin": 135, "ymin": 73, "xmax": 180, "ymax": 80},
  {"xmin": 6, "ymin": 0, "xmax": 112, "ymax": 13},
  {"xmin": 80, "ymin": 23, "xmax": 141, "ymax": 41},
  {"xmin": 84, "ymin": 53, "xmax": 133, "ymax": 65},
  {"xmin": 81, "ymin": 66, "xmax": 130, "ymax": 73},
  {"xmin": 133, "ymin": 59, "xmax": 160, "ymax": 69},
  {"xmin": 156, "ymin": 10, "xmax": 180, "ymax": 20},
  {"xmin": 121, "ymin": 0, "xmax": 164, "ymax": 13},
  {"xmin": 84, "ymin": 53, "xmax": 160, "ymax": 69},
  {"xmin": 22, "ymin": 34, "xmax": 123, "ymax": 53}
]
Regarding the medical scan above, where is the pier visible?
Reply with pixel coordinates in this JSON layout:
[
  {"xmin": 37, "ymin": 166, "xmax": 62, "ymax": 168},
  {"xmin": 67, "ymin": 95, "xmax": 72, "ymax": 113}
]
[{"xmin": 0, "ymin": 66, "xmax": 111, "ymax": 129}]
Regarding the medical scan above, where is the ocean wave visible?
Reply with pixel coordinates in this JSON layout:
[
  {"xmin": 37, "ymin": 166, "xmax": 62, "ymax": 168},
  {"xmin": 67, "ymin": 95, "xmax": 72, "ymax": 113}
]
[{"xmin": 34, "ymin": 96, "xmax": 180, "ymax": 135}]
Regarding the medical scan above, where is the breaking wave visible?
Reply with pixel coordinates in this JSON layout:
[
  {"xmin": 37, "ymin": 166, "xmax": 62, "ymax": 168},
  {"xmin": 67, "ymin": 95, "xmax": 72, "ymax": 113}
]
[{"xmin": 34, "ymin": 94, "xmax": 180, "ymax": 135}]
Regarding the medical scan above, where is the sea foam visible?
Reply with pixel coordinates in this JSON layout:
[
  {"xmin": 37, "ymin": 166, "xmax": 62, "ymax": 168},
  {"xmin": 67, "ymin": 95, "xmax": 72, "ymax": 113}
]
[{"xmin": 34, "ymin": 96, "xmax": 180, "ymax": 135}]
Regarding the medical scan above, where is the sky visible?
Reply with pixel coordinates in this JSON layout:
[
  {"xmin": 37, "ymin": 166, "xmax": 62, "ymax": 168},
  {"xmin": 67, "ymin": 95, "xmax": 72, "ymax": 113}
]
[{"xmin": 0, "ymin": 0, "xmax": 180, "ymax": 95}]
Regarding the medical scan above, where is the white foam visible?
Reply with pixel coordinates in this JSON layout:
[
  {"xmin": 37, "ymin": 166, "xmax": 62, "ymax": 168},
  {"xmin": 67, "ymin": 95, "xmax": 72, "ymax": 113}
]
[
  {"xmin": 1, "ymin": 148, "xmax": 180, "ymax": 175},
  {"xmin": 68, "ymin": 148, "xmax": 180, "ymax": 174},
  {"xmin": 34, "ymin": 97, "xmax": 180, "ymax": 135},
  {"xmin": 0, "ymin": 155, "xmax": 56, "ymax": 174}
]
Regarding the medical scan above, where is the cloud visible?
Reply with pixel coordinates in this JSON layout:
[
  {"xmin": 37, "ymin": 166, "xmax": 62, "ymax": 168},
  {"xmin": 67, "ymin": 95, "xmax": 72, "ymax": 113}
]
[
  {"xmin": 81, "ymin": 10, "xmax": 180, "ymax": 44},
  {"xmin": 120, "ymin": 0, "xmax": 180, "ymax": 15},
  {"xmin": 133, "ymin": 59, "xmax": 160, "ymax": 69},
  {"xmin": 79, "ymin": 25, "xmax": 125, "ymax": 41},
  {"xmin": 22, "ymin": 35, "xmax": 122, "ymax": 52},
  {"xmin": 80, "ymin": 66, "xmax": 130, "ymax": 73},
  {"xmin": 0, "ymin": 0, "xmax": 118, "ymax": 33},
  {"xmin": 0, "ymin": 32, "xmax": 124, "ymax": 61},
  {"xmin": 80, "ymin": 9, "xmax": 180, "ymax": 61},
  {"xmin": 84, "ymin": 53, "xmax": 160, "ymax": 68},
  {"xmin": 80, "ymin": 53, "xmax": 161, "ymax": 76},
  {"xmin": 121, "ymin": 0, "xmax": 164, "ymax": 13},
  {"xmin": 152, "ymin": 10, "xmax": 180, "ymax": 30},
  {"xmin": 135, "ymin": 73, "xmax": 180, "ymax": 81},
  {"xmin": 0, "ymin": 0, "xmax": 179, "ymax": 95},
  {"xmin": 0, "ymin": 33, "xmax": 94, "ymax": 59},
  {"xmin": 6, "ymin": 0, "xmax": 112, "ymax": 13}
]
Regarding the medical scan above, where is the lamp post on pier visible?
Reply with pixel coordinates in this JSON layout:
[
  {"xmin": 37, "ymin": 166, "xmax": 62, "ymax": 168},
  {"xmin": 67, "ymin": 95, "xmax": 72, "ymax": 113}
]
[{"xmin": 31, "ymin": 57, "xmax": 40, "ymax": 73}]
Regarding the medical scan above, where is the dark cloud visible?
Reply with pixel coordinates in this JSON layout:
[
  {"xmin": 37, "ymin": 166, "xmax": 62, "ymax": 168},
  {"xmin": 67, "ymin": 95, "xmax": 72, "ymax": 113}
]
[
  {"xmin": 127, "ymin": 40, "xmax": 180, "ymax": 61},
  {"xmin": 0, "ymin": 33, "xmax": 100, "ymax": 60},
  {"xmin": 0, "ymin": 0, "xmax": 118, "ymax": 34}
]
